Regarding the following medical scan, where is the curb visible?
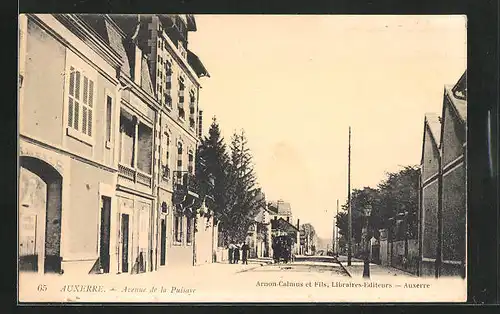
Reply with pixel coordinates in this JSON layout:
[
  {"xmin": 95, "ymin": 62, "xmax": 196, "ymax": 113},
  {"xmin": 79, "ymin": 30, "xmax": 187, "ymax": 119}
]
[
  {"xmin": 235, "ymin": 263, "xmax": 267, "ymax": 274},
  {"xmin": 337, "ymin": 261, "xmax": 352, "ymax": 278}
]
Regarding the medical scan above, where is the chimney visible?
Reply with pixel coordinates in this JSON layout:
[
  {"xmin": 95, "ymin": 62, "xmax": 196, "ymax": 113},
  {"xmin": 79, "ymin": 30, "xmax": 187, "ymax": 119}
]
[
  {"xmin": 297, "ymin": 219, "xmax": 300, "ymax": 229},
  {"xmin": 133, "ymin": 45, "xmax": 142, "ymax": 85}
]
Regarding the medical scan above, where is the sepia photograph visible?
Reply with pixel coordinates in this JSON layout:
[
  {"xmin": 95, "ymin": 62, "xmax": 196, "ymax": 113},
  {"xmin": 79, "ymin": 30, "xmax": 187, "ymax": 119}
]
[{"xmin": 18, "ymin": 14, "xmax": 467, "ymax": 303}]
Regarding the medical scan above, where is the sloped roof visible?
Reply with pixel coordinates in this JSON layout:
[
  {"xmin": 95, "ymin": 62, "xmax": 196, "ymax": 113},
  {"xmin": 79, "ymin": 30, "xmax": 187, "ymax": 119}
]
[
  {"xmin": 140, "ymin": 57, "xmax": 154, "ymax": 96},
  {"xmin": 268, "ymin": 200, "xmax": 292, "ymax": 216},
  {"xmin": 272, "ymin": 217, "xmax": 300, "ymax": 232},
  {"xmin": 445, "ymin": 85, "xmax": 467, "ymax": 122},
  {"xmin": 186, "ymin": 14, "xmax": 197, "ymax": 31},
  {"xmin": 425, "ymin": 112, "xmax": 442, "ymax": 146},
  {"xmin": 80, "ymin": 14, "xmax": 131, "ymax": 75},
  {"xmin": 104, "ymin": 18, "xmax": 131, "ymax": 75},
  {"xmin": 187, "ymin": 50, "xmax": 210, "ymax": 78}
]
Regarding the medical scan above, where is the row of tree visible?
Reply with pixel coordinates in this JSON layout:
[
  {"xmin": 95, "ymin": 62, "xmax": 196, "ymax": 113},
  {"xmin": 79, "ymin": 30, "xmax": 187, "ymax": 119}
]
[
  {"xmin": 195, "ymin": 117, "xmax": 266, "ymax": 245},
  {"xmin": 335, "ymin": 165, "xmax": 420, "ymax": 245}
]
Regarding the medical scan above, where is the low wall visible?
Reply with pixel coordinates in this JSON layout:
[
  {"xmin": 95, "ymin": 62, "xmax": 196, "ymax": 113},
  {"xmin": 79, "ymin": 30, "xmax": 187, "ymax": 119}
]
[{"xmin": 390, "ymin": 239, "xmax": 419, "ymax": 275}]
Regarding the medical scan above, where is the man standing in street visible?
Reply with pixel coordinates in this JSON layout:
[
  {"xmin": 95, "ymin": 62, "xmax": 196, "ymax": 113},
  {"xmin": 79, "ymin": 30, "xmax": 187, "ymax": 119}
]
[
  {"xmin": 241, "ymin": 242, "xmax": 249, "ymax": 265},
  {"xmin": 228, "ymin": 242, "xmax": 235, "ymax": 264},
  {"xmin": 234, "ymin": 244, "xmax": 240, "ymax": 264}
]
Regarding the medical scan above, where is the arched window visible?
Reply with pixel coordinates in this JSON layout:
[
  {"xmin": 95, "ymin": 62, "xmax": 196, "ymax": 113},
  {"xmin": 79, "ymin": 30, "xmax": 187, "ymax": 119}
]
[{"xmin": 162, "ymin": 131, "xmax": 170, "ymax": 167}]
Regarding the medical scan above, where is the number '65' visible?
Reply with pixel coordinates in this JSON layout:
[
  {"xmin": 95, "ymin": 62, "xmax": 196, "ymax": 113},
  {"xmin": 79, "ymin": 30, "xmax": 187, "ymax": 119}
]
[{"xmin": 37, "ymin": 284, "xmax": 47, "ymax": 292}]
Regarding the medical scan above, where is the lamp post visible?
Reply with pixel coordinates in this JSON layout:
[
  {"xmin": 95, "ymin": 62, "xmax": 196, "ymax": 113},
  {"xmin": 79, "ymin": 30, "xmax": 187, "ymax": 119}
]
[{"xmin": 363, "ymin": 205, "xmax": 372, "ymax": 279}]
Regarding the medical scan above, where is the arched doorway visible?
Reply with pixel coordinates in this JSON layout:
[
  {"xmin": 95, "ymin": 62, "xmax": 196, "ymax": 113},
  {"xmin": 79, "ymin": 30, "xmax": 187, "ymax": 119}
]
[{"xmin": 19, "ymin": 156, "xmax": 63, "ymax": 274}]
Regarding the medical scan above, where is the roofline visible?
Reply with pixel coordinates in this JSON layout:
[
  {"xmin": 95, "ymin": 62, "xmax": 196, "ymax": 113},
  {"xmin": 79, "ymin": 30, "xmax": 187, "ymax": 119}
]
[
  {"xmin": 275, "ymin": 217, "xmax": 300, "ymax": 231},
  {"xmin": 439, "ymin": 88, "xmax": 466, "ymax": 150},
  {"xmin": 420, "ymin": 119, "xmax": 441, "ymax": 166},
  {"xmin": 103, "ymin": 14, "xmax": 127, "ymax": 39},
  {"xmin": 444, "ymin": 86, "xmax": 467, "ymax": 124}
]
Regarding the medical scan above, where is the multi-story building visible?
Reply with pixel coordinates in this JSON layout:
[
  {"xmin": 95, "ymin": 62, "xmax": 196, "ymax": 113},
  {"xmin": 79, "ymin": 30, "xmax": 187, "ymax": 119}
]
[
  {"xmin": 126, "ymin": 14, "xmax": 211, "ymax": 268},
  {"xmin": 418, "ymin": 71, "xmax": 467, "ymax": 278},
  {"xmin": 18, "ymin": 13, "xmax": 212, "ymax": 276},
  {"xmin": 19, "ymin": 14, "xmax": 127, "ymax": 275}
]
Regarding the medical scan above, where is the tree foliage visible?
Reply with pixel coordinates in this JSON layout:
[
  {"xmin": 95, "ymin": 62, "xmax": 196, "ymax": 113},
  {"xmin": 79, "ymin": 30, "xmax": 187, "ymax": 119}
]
[
  {"xmin": 335, "ymin": 165, "xmax": 420, "ymax": 243},
  {"xmin": 196, "ymin": 121, "xmax": 265, "ymax": 244},
  {"xmin": 196, "ymin": 117, "xmax": 230, "ymax": 221},
  {"xmin": 223, "ymin": 130, "xmax": 265, "ymax": 243}
]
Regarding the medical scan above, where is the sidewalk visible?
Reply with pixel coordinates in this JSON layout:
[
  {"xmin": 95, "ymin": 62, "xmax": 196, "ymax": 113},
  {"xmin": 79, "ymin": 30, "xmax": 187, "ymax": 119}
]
[
  {"xmin": 339, "ymin": 260, "xmax": 416, "ymax": 279},
  {"xmin": 155, "ymin": 260, "xmax": 263, "ymax": 278}
]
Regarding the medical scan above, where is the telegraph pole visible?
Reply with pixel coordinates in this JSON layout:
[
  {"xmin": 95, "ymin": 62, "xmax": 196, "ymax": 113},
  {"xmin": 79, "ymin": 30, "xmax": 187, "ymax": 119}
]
[
  {"xmin": 347, "ymin": 126, "xmax": 352, "ymax": 266},
  {"xmin": 332, "ymin": 203, "xmax": 336, "ymax": 254},
  {"xmin": 336, "ymin": 199, "xmax": 339, "ymax": 254}
]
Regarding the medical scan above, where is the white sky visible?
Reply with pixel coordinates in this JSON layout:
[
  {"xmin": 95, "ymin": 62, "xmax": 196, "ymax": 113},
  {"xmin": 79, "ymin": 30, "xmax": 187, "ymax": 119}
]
[{"xmin": 189, "ymin": 15, "xmax": 466, "ymax": 239}]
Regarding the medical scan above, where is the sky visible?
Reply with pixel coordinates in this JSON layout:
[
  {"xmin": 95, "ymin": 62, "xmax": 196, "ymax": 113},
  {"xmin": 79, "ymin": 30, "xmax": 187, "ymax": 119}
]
[{"xmin": 188, "ymin": 15, "xmax": 467, "ymax": 239}]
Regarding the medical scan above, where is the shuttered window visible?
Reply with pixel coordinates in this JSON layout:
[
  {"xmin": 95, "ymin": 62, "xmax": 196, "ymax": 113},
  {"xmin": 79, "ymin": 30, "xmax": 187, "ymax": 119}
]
[
  {"xmin": 67, "ymin": 66, "xmax": 95, "ymax": 139},
  {"xmin": 105, "ymin": 94, "xmax": 113, "ymax": 145}
]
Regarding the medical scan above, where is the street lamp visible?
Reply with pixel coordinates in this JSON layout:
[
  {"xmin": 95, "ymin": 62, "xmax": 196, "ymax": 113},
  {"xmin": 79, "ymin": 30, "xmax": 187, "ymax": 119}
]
[{"xmin": 363, "ymin": 205, "xmax": 372, "ymax": 279}]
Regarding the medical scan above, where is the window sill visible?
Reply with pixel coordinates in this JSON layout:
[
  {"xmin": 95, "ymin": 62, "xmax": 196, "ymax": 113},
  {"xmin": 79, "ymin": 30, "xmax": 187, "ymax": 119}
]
[
  {"xmin": 173, "ymin": 241, "xmax": 183, "ymax": 246},
  {"xmin": 67, "ymin": 127, "xmax": 94, "ymax": 146}
]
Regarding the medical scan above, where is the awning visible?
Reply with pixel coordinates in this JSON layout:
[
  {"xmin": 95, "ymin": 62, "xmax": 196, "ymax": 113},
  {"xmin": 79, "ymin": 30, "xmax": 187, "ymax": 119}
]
[{"xmin": 187, "ymin": 50, "xmax": 210, "ymax": 78}]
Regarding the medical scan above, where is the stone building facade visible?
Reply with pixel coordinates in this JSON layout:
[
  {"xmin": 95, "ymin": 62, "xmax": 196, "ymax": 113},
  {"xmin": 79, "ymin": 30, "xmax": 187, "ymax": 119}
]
[{"xmin": 18, "ymin": 13, "xmax": 213, "ymax": 276}]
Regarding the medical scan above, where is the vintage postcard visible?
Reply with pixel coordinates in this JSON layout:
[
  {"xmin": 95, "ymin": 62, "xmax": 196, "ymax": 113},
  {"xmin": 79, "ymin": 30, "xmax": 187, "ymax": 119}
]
[{"xmin": 17, "ymin": 14, "xmax": 467, "ymax": 303}]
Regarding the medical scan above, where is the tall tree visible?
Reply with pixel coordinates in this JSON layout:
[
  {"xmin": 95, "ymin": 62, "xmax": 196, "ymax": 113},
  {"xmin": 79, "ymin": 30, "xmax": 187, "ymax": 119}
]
[
  {"xmin": 223, "ymin": 130, "xmax": 264, "ymax": 243},
  {"xmin": 377, "ymin": 165, "xmax": 419, "ymax": 239},
  {"xmin": 195, "ymin": 117, "xmax": 230, "ymax": 223}
]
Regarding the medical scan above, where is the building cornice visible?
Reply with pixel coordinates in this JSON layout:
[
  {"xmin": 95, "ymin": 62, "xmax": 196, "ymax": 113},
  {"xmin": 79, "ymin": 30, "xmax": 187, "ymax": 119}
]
[
  {"xmin": 119, "ymin": 74, "xmax": 162, "ymax": 113},
  {"xmin": 52, "ymin": 14, "xmax": 124, "ymax": 70},
  {"xmin": 116, "ymin": 184, "xmax": 156, "ymax": 200},
  {"xmin": 19, "ymin": 134, "xmax": 118, "ymax": 174}
]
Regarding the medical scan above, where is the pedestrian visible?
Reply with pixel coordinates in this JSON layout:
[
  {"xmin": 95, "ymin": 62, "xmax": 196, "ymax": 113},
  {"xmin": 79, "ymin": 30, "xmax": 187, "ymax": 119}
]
[
  {"xmin": 272, "ymin": 239, "xmax": 278, "ymax": 264},
  {"xmin": 228, "ymin": 243, "xmax": 234, "ymax": 264},
  {"xmin": 234, "ymin": 244, "xmax": 240, "ymax": 264},
  {"xmin": 241, "ymin": 242, "xmax": 249, "ymax": 265}
]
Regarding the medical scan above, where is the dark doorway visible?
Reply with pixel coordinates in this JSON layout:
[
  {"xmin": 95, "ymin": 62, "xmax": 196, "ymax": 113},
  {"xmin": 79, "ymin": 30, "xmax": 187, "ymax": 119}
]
[
  {"xmin": 99, "ymin": 196, "xmax": 111, "ymax": 273},
  {"xmin": 160, "ymin": 218, "xmax": 167, "ymax": 266},
  {"xmin": 121, "ymin": 214, "xmax": 129, "ymax": 273},
  {"xmin": 19, "ymin": 156, "xmax": 63, "ymax": 274}
]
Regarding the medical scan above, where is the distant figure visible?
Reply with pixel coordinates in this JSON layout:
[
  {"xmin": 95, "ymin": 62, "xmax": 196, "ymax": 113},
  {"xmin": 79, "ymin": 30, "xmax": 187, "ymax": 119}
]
[
  {"xmin": 234, "ymin": 244, "xmax": 241, "ymax": 264},
  {"xmin": 228, "ymin": 243, "xmax": 235, "ymax": 264},
  {"xmin": 241, "ymin": 242, "xmax": 249, "ymax": 265}
]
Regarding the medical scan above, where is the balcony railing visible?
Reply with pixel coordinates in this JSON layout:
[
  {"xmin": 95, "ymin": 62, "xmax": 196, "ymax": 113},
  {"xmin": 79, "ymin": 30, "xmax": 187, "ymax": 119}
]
[
  {"xmin": 137, "ymin": 170, "xmax": 152, "ymax": 187},
  {"xmin": 173, "ymin": 170, "xmax": 199, "ymax": 198},
  {"xmin": 118, "ymin": 163, "xmax": 152, "ymax": 188}
]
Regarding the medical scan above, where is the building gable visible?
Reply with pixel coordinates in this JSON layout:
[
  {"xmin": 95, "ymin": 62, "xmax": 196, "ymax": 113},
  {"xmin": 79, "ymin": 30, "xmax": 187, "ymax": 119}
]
[
  {"xmin": 441, "ymin": 96, "xmax": 466, "ymax": 167},
  {"xmin": 422, "ymin": 125, "xmax": 441, "ymax": 182}
]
